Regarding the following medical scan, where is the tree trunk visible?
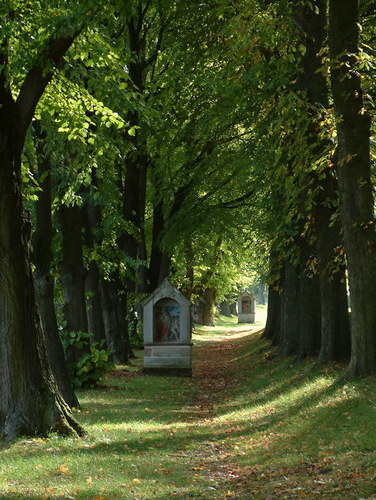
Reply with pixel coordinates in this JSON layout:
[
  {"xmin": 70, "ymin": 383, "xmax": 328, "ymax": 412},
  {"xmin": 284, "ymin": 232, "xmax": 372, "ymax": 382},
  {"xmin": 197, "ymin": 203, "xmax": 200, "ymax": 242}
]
[
  {"xmin": 296, "ymin": 0, "xmax": 351, "ymax": 362},
  {"xmin": 329, "ymin": 0, "xmax": 376, "ymax": 375},
  {"xmin": 297, "ymin": 266, "xmax": 321, "ymax": 359},
  {"xmin": 279, "ymin": 261, "xmax": 300, "ymax": 356},
  {"xmin": 316, "ymin": 172, "xmax": 351, "ymax": 362},
  {"xmin": 32, "ymin": 123, "xmax": 79, "ymax": 409},
  {"xmin": 82, "ymin": 202, "xmax": 106, "ymax": 345},
  {"xmin": 229, "ymin": 303, "xmax": 237, "ymax": 315},
  {"xmin": 219, "ymin": 302, "xmax": 231, "ymax": 317},
  {"xmin": 193, "ymin": 288, "xmax": 216, "ymax": 326},
  {"xmin": 262, "ymin": 285, "xmax": 281, "ymax": 346},
  {"xmin": 0, "ymin": 107, "xmax": 83, "ymax": 440},
  {"xmin": 58, "ymin": 204, "xmax": 89, "ymax": 362},
  {"xmin": 149, "ymin": 201, "xmax": 171, "ymax": 292},
  {"xmin": 85, "ymin": 260, "xmax": 106, "ymax": 345},
  {"xmin": 100, "ymin": 277, "xmax": 129, "ymax": 364}
]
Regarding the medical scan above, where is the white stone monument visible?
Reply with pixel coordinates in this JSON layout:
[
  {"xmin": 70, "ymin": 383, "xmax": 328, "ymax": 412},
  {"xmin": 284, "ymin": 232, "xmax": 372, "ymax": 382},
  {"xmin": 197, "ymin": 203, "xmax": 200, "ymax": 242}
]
[
  {"xmin": 143, "ymin": 278, "xmax": 192, "ymax": 376},
  {"xmin": 237, "ymin": 291, "xmax": 256, "ymax": 323}
]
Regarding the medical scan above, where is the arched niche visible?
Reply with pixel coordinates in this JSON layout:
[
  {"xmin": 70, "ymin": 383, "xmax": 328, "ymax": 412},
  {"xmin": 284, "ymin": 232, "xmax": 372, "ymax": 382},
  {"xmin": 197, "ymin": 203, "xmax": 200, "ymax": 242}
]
[
  {"xmin": 153, "ymin": 298, "xmax": 181, "ymax": 343},
  {"xmin": 241, "ymin": 298, "xmax": 252, "ymax": 313}
]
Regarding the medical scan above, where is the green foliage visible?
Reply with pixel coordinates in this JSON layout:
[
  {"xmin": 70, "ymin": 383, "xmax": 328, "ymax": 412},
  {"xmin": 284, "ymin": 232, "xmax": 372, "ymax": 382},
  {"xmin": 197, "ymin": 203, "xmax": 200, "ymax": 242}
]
[{"xmin": 60, "ymin": 330, "xmax": 115, "ymax": 389}]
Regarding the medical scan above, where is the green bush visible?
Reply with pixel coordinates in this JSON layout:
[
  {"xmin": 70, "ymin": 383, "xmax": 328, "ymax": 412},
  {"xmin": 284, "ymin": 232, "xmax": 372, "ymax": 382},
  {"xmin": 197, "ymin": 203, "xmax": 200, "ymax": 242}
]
[{"xmin": 60, "ymin": 330, "xmax": 115, "ymax": 389}]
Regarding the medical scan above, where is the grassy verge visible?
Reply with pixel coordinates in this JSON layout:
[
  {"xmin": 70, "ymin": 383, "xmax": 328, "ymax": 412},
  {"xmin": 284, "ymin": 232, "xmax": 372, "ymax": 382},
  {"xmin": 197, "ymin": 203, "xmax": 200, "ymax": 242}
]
[{"xmin": 1, "ymin": 308, "xmax": 375, "ymax": 499}]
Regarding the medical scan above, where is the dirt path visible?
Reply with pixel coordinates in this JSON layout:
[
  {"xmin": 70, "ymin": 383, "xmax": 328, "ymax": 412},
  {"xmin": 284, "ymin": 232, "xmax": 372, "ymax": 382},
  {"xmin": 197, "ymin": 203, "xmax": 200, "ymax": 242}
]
[
  {"xmin": 190, "ymin": 326, "xmax": 263, "ymax": 419},
  {"xmin": 181, "ymin": 325, "xmax": 265, "ymax": 498}
]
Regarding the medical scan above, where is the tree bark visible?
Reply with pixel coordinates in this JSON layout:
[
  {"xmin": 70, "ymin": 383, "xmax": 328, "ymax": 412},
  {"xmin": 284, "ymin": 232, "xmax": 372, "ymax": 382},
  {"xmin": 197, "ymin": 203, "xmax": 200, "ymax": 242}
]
[
  {"xmin": 100, "ymin": 276, "xmax": 129, "ymax": 364},
  {"xmin": 82, "ymin": 202, "xmax": 106, "ymax": 345},
  {"xmin": 32, "ymin": 123, "xmax": 79, "ymax": 409},
  {"xmin": 85, "ymin": 260, "xmax": 106, "ymax": 344},
  {"xmin": 316, "ymin": 171, "xmax": 351, "ymax": 362},
  {"xmin": 262, "ymin": 285, "xmax": 281, "ymax": 346},
  {"xmin": 219, "ymin": 302, "xmax": 231, "ymax": 317},
  {"xmin": 193, "ymin": 287, "xmax": 216, "ymax": 326},
  {"xmin": 58, "ymin": 204, "xmax": 89, "ymax": 362},
  {"xmin": 279, "ymin": 261, "xmax": 300, "ymax": 357},
  {"xmin": 329, "ymin": 0, "xmax": 376, "ymax": 375},
  {"xmin": 0, "ymin": 121, "xmax": 83, "ymax": 439},
  {"xmin": 149, "ymin": 201, "xmax": 171, "ymax": 292},
  {"xmin": 297, "ymin": 264, "xmax": 321, "ymax": 359},
  {"xmin": 229, "ymin": 303, "xmax": 237, "ymax": 316},
  {"xmin": 296, "ymin": 0, "xmax": 351, "ymax": 362}
]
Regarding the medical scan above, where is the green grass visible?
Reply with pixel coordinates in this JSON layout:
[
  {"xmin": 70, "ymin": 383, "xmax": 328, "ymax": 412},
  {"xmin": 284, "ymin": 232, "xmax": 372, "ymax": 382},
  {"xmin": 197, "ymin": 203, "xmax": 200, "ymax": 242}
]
[{"xmin": 1, "ymin": 308, "xmax": 376, "ymax": 499}]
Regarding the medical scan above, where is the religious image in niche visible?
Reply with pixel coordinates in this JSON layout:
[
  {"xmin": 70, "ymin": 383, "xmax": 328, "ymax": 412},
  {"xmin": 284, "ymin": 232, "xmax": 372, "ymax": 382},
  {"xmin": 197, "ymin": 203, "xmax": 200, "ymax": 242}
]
[
  {"xmin": 154, "ymin": 306, "xmax": 180, "ymax": 342},
  {"xmin": 242, "ymin": 300, "xmax": 251, "ymax": 313}
]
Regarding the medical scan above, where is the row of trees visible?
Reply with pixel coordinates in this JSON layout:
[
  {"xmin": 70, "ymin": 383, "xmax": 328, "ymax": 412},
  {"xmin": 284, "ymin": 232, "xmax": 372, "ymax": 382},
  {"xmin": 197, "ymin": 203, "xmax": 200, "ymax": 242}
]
[
  {"xmin": 0, "ymin": 0, "xmax": 375, "ymax": 440},
  {"xmin": 261, "ymin": 0, "xmax": 375, "ymax": 377},
  {"xmin": 0, "ymin": 0, "xmax": 257, "ymax": 440}
]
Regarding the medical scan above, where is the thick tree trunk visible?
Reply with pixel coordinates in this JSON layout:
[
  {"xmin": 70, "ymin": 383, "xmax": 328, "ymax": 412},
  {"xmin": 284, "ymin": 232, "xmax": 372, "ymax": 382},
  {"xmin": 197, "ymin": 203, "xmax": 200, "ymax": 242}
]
[
  {"xmin": 316, "ymin": 174, "xmax": 351, "ymax": 362},
  {"xmin": 0, "ymin": 9, "xmax": 83, "ymax": 440},
  {"xmin": 297, "ymin": 267, "xmax": 321, "ymax": 359},
  {"xmin": 262, "ymin": 285, "xmax": 281, "ymax": 346},
  {"xmin": 100, "ymin": 277, "xmax": 129, "ymax": 364},
  {"xmin": 32, "ymin": 124, "xmax": 79, "ymax": 409},
  {"xmin": 329, "ymin": 0, "xmax": 376, "ymax": 375},
  {"xmin": 121, "ymin": 154, "xmax": 147, "ymax": 345},
  {"xmin": 82, "ymin": 203, "xmax": 106, "ymax": 345},
  {"xmin": 0, "ymin": 109, "xmax": 82, "ymax": 439},
  {"xmin": 193, "ymin": 288, "xmax": 216, "ymax": 326},
  {"xmin": 58, "ymin": 204, "xmax": 89, "ymax": 362},
  {"xmin": 296, "ymin": 0, "xmax": 351, "ymax": 362},
  {"xmin": 229, "ymin": 303, "xmax": 237, "ymax": 316},
  {"xmin": 219, "ymin": 302, "xmax": 231, "ymax": 317},
  {"xmin": 149, "ymin": 201, "xmax": 171, "ymax": 292},
  {"xmin": 279, "ymin": 261, "xmax": 300, "ymax": 357},
  {"xmin": 85, "ymin": 261, "xmax": 106, "ymax": 344}
]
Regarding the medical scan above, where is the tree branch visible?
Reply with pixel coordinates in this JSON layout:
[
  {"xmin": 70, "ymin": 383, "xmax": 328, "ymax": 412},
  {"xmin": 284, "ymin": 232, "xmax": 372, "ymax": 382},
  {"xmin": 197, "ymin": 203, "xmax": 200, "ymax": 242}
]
[{"xmin": 16, "ymin": 27, "xmax": 82, "ymax": 138}]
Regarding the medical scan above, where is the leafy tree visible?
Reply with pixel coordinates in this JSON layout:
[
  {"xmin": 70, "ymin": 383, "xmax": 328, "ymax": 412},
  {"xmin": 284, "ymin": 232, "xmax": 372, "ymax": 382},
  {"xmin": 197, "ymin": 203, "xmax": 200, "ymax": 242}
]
[
  {"xmin": 329, "ymin": 0, "xmax": 376, "ymax": 375},
  {"xmin": 0, "ymin": 0, "xmax": 100, "ymax": 440}
]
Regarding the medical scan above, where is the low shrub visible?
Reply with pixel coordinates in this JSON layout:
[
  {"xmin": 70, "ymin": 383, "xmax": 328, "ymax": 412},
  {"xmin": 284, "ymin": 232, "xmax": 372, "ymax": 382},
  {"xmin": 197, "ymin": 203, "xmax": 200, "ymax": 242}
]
[{"xmin": 60, "ymin": 330, "xmax": 115, "ymax": 389}]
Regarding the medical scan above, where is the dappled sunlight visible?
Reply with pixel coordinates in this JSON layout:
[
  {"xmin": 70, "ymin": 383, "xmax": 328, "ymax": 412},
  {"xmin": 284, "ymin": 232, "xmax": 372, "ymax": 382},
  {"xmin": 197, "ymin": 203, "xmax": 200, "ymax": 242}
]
[{"xmin": 212, "ymin": 376, "xmax": 339, "ymax": 431}]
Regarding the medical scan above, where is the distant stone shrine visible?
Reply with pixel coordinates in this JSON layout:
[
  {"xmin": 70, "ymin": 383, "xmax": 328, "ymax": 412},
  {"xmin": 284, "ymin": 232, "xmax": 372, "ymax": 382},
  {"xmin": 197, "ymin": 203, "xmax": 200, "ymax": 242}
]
[
  {"xmin": 143, "ymin": 278, "xmax": 192, "ymax": 376},
  {"xmin": 237, "ymin": 291, "xmax": 256, "ymax": 323}
]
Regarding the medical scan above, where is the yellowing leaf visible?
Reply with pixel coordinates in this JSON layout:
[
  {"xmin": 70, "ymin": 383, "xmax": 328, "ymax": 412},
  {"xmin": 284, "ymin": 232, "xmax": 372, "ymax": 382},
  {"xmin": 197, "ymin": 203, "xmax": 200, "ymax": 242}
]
[
  {"xmin": 86, "ymin": 476, "xmax": 93, "ymax": 484},
  {"xmin": 132, "ymin": 478, "xmax": 141, "ymax": 484},
  {"xmin": 59, "ymin": 465, "xmax": 69, "ymax": 474}
]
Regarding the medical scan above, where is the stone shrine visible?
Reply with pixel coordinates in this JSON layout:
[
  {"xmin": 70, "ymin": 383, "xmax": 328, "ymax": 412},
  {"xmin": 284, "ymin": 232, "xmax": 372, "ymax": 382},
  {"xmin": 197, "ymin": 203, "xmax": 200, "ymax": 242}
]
[
  {"xmin": 143, "ymin": 278, "xmax": 192, "ymax": 376},
  {"xmin": 237, "ymin": 290, "xmax": 256, "ymax": 323}
]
